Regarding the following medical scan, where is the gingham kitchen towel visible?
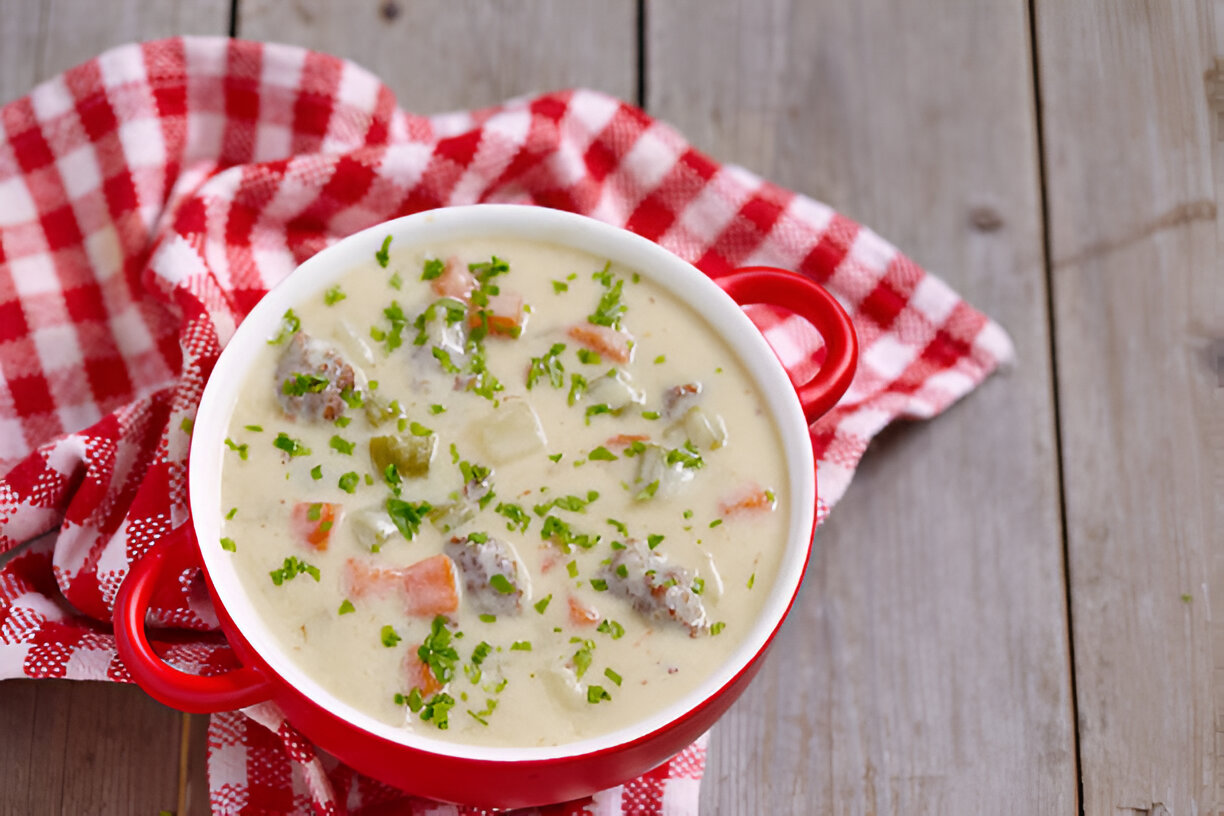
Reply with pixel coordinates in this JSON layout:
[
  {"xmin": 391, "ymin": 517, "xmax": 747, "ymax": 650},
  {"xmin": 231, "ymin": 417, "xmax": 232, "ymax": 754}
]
[{"xmin": 0, "ymin": 37, "xmax": 1014, "ymax": 816}]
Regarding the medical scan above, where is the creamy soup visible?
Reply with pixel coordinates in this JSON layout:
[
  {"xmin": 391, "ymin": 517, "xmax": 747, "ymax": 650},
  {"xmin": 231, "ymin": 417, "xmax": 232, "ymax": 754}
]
[{"xmin": 218, "ymin": 236, "xmax": 788, "ymax": 747}]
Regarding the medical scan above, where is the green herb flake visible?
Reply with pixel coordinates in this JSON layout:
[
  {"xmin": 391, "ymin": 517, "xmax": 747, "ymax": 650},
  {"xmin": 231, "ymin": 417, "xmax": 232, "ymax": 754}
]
[
  {"xmin": 408, "ymin": 421, "xmax": 432, "ymax": 437},
  {"xmin": 584, "ymin": 403, "xmax": 612, "ymax": 424},
  {"xmin": 527, "ymin": 342, "xmax": 567, "ymax": 390},
  {"xmin": 375, "ymin": 235, "xmax": 392, "ymax": 268},
  {"xmin": 179, "ymin": 417, "xmax": 194, "ymax": 434},
  {"xmin": 421, "ymin": 258, "xmax": 446, "ymax": 280},
  {"xmin": 708, "ymin": 519, "xmax": 723, "ymax": 528},
  {"xmin": 588, "ymin": 446, "xmax": 617, "ymax": 461},
  {"xmin": 590, "ymin": 578, "xmax": 609, "ymax": 592},
  {"xmin": 747, "ymin": 573, "xmax": 756, "ymax": 589},
  {"xmin": 647, "ymin": 533, "xmax": 664, "ymax": 549},
  {"xmin": 338, "ymin": 471, "xmax": 360, "ymax": 493},
  {"xmin": 489, "ymin": 574, "xmax": 516, "ymax": 595},
  {"xmin": 387, "ymin": 498, "xmax": 433, "ymax": 540},
  {"xmin": 479, "ymin": 613, "xmax": 497, "ymax": 623},
  {"xmin": 692, "ymin": 577, "xmax": 706, "ymax": 595},
  {"xmin": 640, "ymin": 410, "xmax": 660, "ymax": 421},
  {"xmin": 596, "ymin": 619, "xmax": 624, "ymax": 640},
  {"xmin": 634, "ymin": 480, "xmax": 660, "ymax": 501},
  {"xmin": 388, "ymin": 271, "xmax": 403, "ymax": 290},
  {"xmin": 495, "ymin": 502, "xmax": 531, "ymax": 533},
  {"xmin": 224, "ymin": 438, "xmax": 249, "ymax": 460},
  {"xmin": 711, "ymin": 622, "xmax": 726, "ymax": 635},
  {"xmin": 273, "ymin": 433, "xmax": 310, "ymax": 458},
  {"xmin": 406, "ymin": 688, "xmax": 423, "ymax": 712},
  {"xmin": 510, "ymin": 641, "xmax": 532, "ymax": 651},
  {"xmin": 548, "ymin": 453, "xmax": 563, "ymax": 463},
  {"xmin": 324, "ymin": 285, "xmax": 346, "ymax": 305},
  {"xmin": 587, "ymin": 685, "xmax": 611, "ymax": 704},
  {"xmin": 220, "ymin": 537, "xmax": 237, "ymax": 552},
  {"xmin": 577, "ymin": 348, "xmax": 601, "ymax": 365},
  {"xmin": 654, "ymin": 354, "xmax": 666, "ymax": 364},
  {"xmin": 418, "ymin": 615, "xmax": 460, "ymax": 683},
  {"xmin": 269, "ymin": 556, "xmax": 320, "ymax": 585},
  {"xmin": 566, "ymin": 561, "xmax": 579, "ymax": 579},
  {"xmin": 418, "ymin": 692, "xmax": 456, "ymax": 729},
  {"xmin": 534, "ymin": 594, "xmax": 552, "ymax": 614},
  {"xmin": 604, "ymin": 667, "xmax": 623, "ymax": 686},
  {"xmin": 225, "ymin": 507, "xmax": 238, "ymax": 520},
  {"xmin": 338, "ymin": 599, "xmax": 356, "ymax": 615},
  {"xmin": 267, "ymin": 308, "xmax": 300, "ymax": 345},
  {"xmin": 429, "ymin": 404, "xmax": 446, "ymax": 415}
]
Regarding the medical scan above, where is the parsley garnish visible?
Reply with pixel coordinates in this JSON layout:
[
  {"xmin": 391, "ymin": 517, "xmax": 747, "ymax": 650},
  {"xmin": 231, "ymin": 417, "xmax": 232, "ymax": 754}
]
[
  {"xmin": 338, "ymin": 471, "xmax": 359, "ymax": 493},
  {"xmin": 324, "ymin": 285, "xmax": 346, "ymax": 305},
  {"xmin": 576, "ymin": 348, "xmax": 601, "ymax": 365},
  {"xmin": 479, "ymin": 613, "xmax": 497, "ymax": 623},
  {"xmin": 604, "ymin": 668, "xmax": 622, "ymax": 686},
  {"xmin": 375, "ymin": 235, "xmax": 392, "ymax": 268},
  {"xmin": 220, "ymin": 537, "xmax": 236, "ymax": 552},
  {"xmin": 225, "ymin": 507, "xmax": 238, "ymax": 520},
  {"xmin": 588, "ymin": 446, "xmax": 617, "ymax": 461},
  {"xmin": 273, "ymin": 433, "xmax": 310, "ymax": 457},
  {"xmin": 489, "ymin": 574, "xmax": 516, "ymax": 595},
  {"xmin": 310, "ymin": 465, "xmax": 323, "ymax": 480},
  {"xmin": 711, "ymin": 622, "xmax": 726, "ymax": 635},
  {"xmin": 338, "ymin": 599, "xmax": 355, "ymax": 615},
  {"xmin": 386, "ymin": 498, "xmax": 432, "ymax": 540},
  {"xmin": 510, "ymin": 641, "xmax": 532, "ymax": 651},
  {"xmin": 267, "ymin": 309, "xmax": 299, "ymax": 345},
  {"xmin": 269, "ymin": 556, "xmax": 320, "ymax": 585},
  {"xmin": 421, "ymin": 258, "xmax": 445, "ymax": 280},
  {"xmin": 224, "ymin": 438, "xmax": 249, "ymax": 460},
  {"xmin": 418, "ymin": 615, "xmax": 459, "ymax": 683},
  {"xmin": 329, "ymin": 435, "xmax": 355, "ymax": 455},
  {"xmin": 527, "ymin": 343, "xmax": 567, "ymax": 389},
  {"xmin": 381, "ymin": 625, "xmax": 402, "ymax": 647},
  {"xmin": 568, "ymin": 373, "xmax": 588, "ymax": 406},
  {"xmin": 244, "ymin": 424, "xmax": 263, "ymax": 432},
  {"xmin": 495, "ymin": 502, "xmax": 530, "ymax": 532},
  {"xmin": 534, "ymin": 594, "xmax": 552, "ymax": 614},
  {"xmin": 418, "ymin": 692, "xmax": 456, "ymax": 729},
  {"xmin": 584, "ymin": 403, "xmax": 612, "ymax": 423},
  {"xmin": 552, "ymin": 280, "xmax": 569, "ymax": 293},
  {"xmin": 596, "ymin": 619, "xmax": 624, "ymax": 639},
  {"xmin": 587, "ymin": 685, "xmax": 611, "ymax": 704},
  {"xmin": 429, "ymin": 403, "xmax": 446, "ymax": 414},
  {"xmin": 281, "ymin": 372, "xmax": 329, "ymax": 396},
  {"xmin": 647, "ymin": 533, "xmax": 664, "ymax": 549}
]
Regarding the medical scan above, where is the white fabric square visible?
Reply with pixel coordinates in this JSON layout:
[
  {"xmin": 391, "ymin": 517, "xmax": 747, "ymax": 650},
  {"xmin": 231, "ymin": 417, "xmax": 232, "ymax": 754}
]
[
  {"xmin": 83, "ymin": 224, "xmax": 122, "ymax": 282},
  {"xmin": 56, "ymin": 145, "xmax": 102, "ymax": 199},
  {"xmin": 861, "ymin": 333, "xmax": 919, "ymax": 381},
  {"xmin": 97, "ymin": 44, "xmax": 148, "ymax": 89},
  {"xmin": 619, "ymin": 126, "xmax": 683, "ymax": 194},
  {"xmin": 565, "ymin": 89, "xmax": 621, "ymax": 146},
  {"xmin": 109, "ymin": 306, "xmax": 156, "ymax": 357},
  {"xmin": 30, "ymin": 77, "xmax": 75, "ymax": 121},
  {"xmin": 261, "ymin": 43, "xmax": 305, "ymax": 90},
  {"xmin": 31, "ymin": 322, "xmax": 83, "ymax": 370},
  {"xmin": 118, "ymin": 117, "xmax": 166, "ymax": 169},
  {"xmin": 253, "ymin": 123, "xmax": 293, "ymax": 163},
  {"xmin": 187, "ymin": 111, "xmax": 227, "ymax": 159},
  {"xmin": 8, "ymin": 254, "xmax": 60, "ymax": 297},
  {"xmin": 0, "ymin": 176, "xmax": 38, "ymax": 227},
  {"xmin": 0, "ymin": 416, "xmax": 28, "ymax": 464},
  {"xmin": 336, "ymin": 63, "xmax": 380, "ymax": 113},
  {"xmin": 908, "ymin": 275, "xmax": 958, "ymax": 326}
]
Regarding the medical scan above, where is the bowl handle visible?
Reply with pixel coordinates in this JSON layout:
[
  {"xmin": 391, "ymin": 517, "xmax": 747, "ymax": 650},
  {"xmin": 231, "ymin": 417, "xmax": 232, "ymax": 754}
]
[
  {"xmin": 717, "ymin": 266, "xmax": 858, "ymax": 424},
  {"xmin": 114, "ymin": 525, "xmax": 274, "ymax": 713}
]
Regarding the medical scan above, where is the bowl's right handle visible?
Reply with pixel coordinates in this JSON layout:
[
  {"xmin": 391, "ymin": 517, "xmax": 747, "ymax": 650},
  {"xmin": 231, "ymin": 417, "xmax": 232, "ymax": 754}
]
[
  {"xmin": 114, "ymin": 525, "xmax": 273, "ymax": 714},
  {"xmin": 717, "ymin": 266, "xmax": 858, "ymax": 424}
]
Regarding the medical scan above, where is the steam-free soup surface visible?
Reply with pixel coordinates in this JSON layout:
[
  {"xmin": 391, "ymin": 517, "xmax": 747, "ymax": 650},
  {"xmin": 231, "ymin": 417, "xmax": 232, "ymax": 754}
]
[{"xmin": 220, "ymin": 236, "xmax": 788, "ymax": 747}]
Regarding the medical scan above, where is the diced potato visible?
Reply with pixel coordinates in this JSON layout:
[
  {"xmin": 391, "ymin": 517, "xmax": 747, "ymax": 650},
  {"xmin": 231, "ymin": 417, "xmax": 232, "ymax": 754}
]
[
  {"xmin": 631, "ymin": 444, "xmax": 694, "ymax": 501},
  {"xmin": 681, "ymin": 406, "xmax": 727, "ymax": 450},
  {"xmin": 369, "ymin": 433, "xmax": 437, "ymax": 478},
  {"xmin": 349, "ymin": 508, "xmax": 398, "ymax": 553},
  {"xmin": 479, "ymin": 398, "xmax": 546, "ymax": 463},
  {"xmin": 586, "ymin": 370, "xmax": 644, "ymax": 413},
  {"xmin": 542, "ymin": 662, "xmax": 586, "ymax": 711}
]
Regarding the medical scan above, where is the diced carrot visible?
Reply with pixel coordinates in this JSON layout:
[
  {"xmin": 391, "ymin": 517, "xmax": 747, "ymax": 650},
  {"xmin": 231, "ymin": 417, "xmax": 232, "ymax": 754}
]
[
  {"xmin": 469, "ymin": 292, "xmax": 525, "ymax": 336},
  {"xmin": 431, "ymin": 257, "xmax": 476, "ymax": 301},
  {"xmin": 405, "ymin": 652, "xmax": 443, "ymax": 697},
  {"xmin": 539, "ymin": 550, "xmax": 558, "ymax": 574},
  {"xmin": 568, "ymin": 595, "xmax": 600, "ymax": 626},
  {"xmin": 606, "ymin": 433, "xmax": 650, "ymax": 448},
  {"xmin": 343, "ymin": 557, "xmax": 397, "ymax": 599},
  {"xmin": 400, "ymin": 554, "xmax": 460, "ymax": 617},
  {"xmin": 718, "ymin": 484, "xmax": 777, "ymax": 517},
  {"xmin": 567, "ymin": 324, "xmax": 632, "ymax": 364},
  {"xmin": 291, "ymin": 502, "xmax": 342, "ymax": 550}
]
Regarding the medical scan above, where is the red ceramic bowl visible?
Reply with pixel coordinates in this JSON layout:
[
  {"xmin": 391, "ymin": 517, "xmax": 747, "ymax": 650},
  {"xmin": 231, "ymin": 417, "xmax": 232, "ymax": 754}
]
[{"xmin": 114, "ymin": 204, "xmax": 857, "ymax": 809}]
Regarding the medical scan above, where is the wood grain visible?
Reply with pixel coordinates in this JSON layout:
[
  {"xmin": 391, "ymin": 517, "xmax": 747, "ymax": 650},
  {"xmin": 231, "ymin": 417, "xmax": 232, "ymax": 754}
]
[
  {"xmin": 0, "ymin": 680, "xmax": 184, "ymax": 816},
  {"xmin": 1035, "ymin": 1, "xmax": 1224, "ymax": 812},
  {"xmin": 648, "ymin": 1, "xmax": 1077, "ymax": 812},
  {"xmin": 236, "ymin": 0, "xmax": 637, "ymax": 113},
  {"xmin": 0, "ymin": 0, "xmax": 229, "ymax": 106}
]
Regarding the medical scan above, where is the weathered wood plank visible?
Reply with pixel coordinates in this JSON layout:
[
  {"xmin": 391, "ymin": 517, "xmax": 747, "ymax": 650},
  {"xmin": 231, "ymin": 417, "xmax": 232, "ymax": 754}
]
[
  {"xmin": 237, "ymin": 0, "xmax": 637, "ymax": 112},
  {"xmin": 0, "ymin": 680, "xmax": 184, "ymax": 815},
  {"xmin": 649, "ymin": 2, "xmax": 1076, "ymax": 812},
  {"xmin": 0, "ymin": 0, "xmax": 229, "ymax": 106},
  {"xmin": 1036, "ymin": 1, "xmax": 1224, "ymax": 812}
]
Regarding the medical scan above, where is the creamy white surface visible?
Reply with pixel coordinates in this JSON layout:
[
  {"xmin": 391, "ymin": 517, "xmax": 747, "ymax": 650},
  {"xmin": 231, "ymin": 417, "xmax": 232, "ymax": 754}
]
[{"xmin": 219, "ymin": 237, "xmax": 788, "ymax": 747}]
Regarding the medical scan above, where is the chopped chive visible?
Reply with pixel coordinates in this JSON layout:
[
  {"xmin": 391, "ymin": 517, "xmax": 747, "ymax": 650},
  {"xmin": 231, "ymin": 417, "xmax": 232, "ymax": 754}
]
[
  {"xmin": 375, "ymin": 235, "xmax": 392, "ymax": 268},
  {"xmin": 219, "ymin": 537, "xmax": 236, "ymax": 552},
  {"xmin": 479, "ymin": 613, "xmax": 497, "ymax": 623},
  {"xmin": 604, "ymin": 667, "xmax": 622, "ymax": 686},
  {"xmin": 709, "ymin": 519, "xmax": 723, "ymax": 528},
  {"xmin": 225, "ymin": 507, "xmax": 238, "ymax": 520},
  {"xmin": 510, "ymin": 641, "xmax": 532, "ymax": 651}
]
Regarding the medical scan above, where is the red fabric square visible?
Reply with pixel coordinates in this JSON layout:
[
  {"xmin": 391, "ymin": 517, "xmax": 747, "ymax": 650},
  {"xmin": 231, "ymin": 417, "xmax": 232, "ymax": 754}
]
[{"xmin": 39, "ymin": 206, "xmax": 83, "ymax": 250}]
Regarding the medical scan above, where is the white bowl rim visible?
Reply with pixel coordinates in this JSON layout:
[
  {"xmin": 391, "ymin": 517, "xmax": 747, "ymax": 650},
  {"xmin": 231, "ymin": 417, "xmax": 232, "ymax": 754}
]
[{"xmin": 191, "ymin": 204, "xmax": 816, "ymax": 762}]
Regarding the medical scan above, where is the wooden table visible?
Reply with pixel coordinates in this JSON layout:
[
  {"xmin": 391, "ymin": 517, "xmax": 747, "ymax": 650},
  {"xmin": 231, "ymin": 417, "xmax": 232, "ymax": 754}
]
[{"xmin": 1, "ymin": 2, "xmax": 1220, "ymax": 813}]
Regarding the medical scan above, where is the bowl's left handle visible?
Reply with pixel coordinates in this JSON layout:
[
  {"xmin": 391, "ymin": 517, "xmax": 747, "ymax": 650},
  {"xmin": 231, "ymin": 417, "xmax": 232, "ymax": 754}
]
[{"xmin": 114, "ymin": 526, "xmax": 274, "ymax": 714}]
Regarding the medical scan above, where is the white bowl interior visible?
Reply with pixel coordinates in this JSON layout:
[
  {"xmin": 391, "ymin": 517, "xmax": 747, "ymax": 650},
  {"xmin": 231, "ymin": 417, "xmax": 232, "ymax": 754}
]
[{"xmin": 191, "ymin": 204, "xmax": 816, "ymax": 761}]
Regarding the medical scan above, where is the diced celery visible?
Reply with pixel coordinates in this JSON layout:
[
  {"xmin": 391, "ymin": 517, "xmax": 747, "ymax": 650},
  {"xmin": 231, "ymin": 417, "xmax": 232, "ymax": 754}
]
[{"xmin": 369, "ymin": 433, "xmax": 437, "ymax": 478}]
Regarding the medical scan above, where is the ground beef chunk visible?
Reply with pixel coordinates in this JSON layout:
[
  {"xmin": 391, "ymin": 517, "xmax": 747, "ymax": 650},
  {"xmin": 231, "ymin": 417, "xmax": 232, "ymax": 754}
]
[
  {"xmin": 601, "ymin": 539, "xmax": 709, "ymax": 636},
  {"xmin": 274, "ymin": 332, "xmax": 356, "ymax": 422},
  {"xmin": 444, "ymin": 534, "xmax": 525, "ymax": 617}
]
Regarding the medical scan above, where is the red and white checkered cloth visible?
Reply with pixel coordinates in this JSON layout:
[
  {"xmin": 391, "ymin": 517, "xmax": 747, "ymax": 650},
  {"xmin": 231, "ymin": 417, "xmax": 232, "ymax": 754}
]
[{"xmin": 0, "ymin": 37, "xmax": 1012, "ymax": 815}]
